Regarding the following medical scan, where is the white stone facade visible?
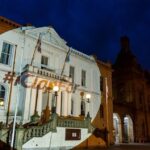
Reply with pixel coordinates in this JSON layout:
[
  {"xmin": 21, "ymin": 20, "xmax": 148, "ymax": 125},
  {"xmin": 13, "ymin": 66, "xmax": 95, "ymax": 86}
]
[{"xmin": 0, "ymin": 26, "xmax": 101, "ymax": 149}]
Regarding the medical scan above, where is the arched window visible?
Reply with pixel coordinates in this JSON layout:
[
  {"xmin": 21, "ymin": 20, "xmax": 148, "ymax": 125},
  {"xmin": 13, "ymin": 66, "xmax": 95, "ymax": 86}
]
[{"xmin": 0, "ymin": 84, "xmax": 5, "ymax": 106}]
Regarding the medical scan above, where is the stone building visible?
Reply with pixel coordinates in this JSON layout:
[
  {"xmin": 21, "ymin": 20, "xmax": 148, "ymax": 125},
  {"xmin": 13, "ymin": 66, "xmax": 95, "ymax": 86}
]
[
  {"xmin": 74, "ymin": 58, "xmax": 114, "ymax": 149},
  {"xmin": 0, "ymin": 24, "xmax": 101, "ymax": 149},
  {"xmin": 96, "ymin": 59, "xmax": 113, "ymax": 146},
  {"xmin": 0, "ymin": 16, "xmax": 21, "ymax": 34},
  {"xmin": 112, "ymin": 36, "xmax": 150, "ymax": 143}
]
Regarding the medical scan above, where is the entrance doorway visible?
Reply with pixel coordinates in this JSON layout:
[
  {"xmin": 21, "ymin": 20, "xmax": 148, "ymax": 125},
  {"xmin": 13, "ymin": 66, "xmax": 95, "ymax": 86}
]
[
  {"xmin": 113, "ymin": 113, "xmax": 122, "ymax": 144},
  {"xmin": 123, "ymin": 115, "xmax": 134, "ymax": 143}
]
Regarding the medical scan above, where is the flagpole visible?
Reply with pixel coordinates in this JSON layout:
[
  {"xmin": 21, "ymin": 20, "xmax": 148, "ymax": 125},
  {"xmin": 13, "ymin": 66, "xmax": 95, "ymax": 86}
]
[
  {"xmin": 105, "ymin": 77, "xmax": 109, "ymax": 146},
  {"xmin": 6, "ymin": 45, "xmax": 17, "ymax": 126},
  {"xmin": 61, "ymin": 47, "xmax": 71, "ymax": 76},
  {"xmin": 31, "ymin": 33, "xmax": 42, "ymax": 66},
  {"xmin": 11, "ymin": 30, "xmax": 25, "ymax": 148}
]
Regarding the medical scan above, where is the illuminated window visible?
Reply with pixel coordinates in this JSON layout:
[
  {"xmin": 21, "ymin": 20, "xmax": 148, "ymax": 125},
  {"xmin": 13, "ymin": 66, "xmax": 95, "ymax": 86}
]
[
  {"xmin": 0, "ymin": 85, "xmax": 5, "ymax": 106},
  {"xmin": 0, "ymin": 42, "xmax": 13, "ymax": 65}
]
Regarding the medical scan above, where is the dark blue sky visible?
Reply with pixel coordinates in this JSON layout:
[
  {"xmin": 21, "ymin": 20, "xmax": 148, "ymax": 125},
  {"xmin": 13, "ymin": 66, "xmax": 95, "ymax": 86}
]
[{"xmin": 1, "ymin": 0, "xmax": 150, "ymax": 69}]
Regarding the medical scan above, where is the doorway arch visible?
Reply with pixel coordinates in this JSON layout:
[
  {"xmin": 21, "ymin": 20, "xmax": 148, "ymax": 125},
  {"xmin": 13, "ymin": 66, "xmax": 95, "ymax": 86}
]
[
  {"xmin": 113, "ymin": 113, "xmax": 122, "ymax": 143},
  {"xmin": 123, "ymin": 115, "xmax": 134, "ymax": 143}
]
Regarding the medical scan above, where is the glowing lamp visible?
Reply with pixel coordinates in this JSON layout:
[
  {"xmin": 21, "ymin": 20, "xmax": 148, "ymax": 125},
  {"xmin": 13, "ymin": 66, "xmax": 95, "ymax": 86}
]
[
  {"xmin": 0, "ymin": 98, "xmax": 4, "ymax": 106},
  {"xmin": 53, "ymin": 86, "xmax": 59, "ymax": 92},
  {"xmin": 86, "ymin": 94, "xmax": 91, "ymax": 99}
]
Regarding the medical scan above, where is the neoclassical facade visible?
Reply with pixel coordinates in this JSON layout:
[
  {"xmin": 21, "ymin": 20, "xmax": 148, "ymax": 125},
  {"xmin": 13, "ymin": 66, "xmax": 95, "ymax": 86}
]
[
  {"xmin": 0, "ymin": 26, "xmax": 101, "ymax": 149},
  {"xmin": 73, "ymin": 58, "xmax": 114, "ymax": 149},
  {"xmin": 112, "ymin": 36, "xmax": 150, "ymax": 143}
]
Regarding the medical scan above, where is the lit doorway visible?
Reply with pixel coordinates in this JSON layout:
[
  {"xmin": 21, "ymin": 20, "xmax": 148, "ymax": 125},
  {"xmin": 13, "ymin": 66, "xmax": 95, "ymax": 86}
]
[
  {"xmin": 124, "ymin": 115, "xmax": 134, "ymax": 143},
  {"xmin": 113, "ymin": 113, "xmax": 122, "ymax": 144}
]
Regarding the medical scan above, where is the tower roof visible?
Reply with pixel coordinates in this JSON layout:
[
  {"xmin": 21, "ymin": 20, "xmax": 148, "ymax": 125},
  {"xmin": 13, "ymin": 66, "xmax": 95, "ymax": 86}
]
[{"xmin": 113, "ymin": 36, "xmax": 142, "ymax": 71}]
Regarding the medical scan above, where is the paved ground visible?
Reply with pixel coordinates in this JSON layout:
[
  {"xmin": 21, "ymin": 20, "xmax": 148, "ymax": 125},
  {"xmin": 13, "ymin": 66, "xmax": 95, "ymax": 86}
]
[
  {"xmin": 102, "ymin": 143, "xmax": 150, "ymax": 150},
  {"xmin": 74, "ymin": 143, "xmax": 150, "ymax": 150}
]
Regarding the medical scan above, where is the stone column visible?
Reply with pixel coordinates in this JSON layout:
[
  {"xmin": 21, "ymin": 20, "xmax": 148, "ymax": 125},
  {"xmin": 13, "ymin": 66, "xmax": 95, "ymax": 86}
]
[
  {"xmin": 30, "ymin": 88, "xmax": 37, "ymax": 117},
  {"xmin": 56, "ymin": 91, "xmax": 61, "ymax": 115},
  {"xmin": 67, "ymin": 92, "xmax": 72, "ymax": 116},
  {"xmin": 23, "ymin": 87, "xmax": 31, "ymax": 122},
  {"xmin": 37, "ymin": 89, "xmax": 43, "ymax": 116},
  {"xmin": 49, "ymin": 92, "xmax": 52, "ymax": 110},
  {"xmin": 62, "ymin": 91, "xmax": 68, "ymax": 116}
]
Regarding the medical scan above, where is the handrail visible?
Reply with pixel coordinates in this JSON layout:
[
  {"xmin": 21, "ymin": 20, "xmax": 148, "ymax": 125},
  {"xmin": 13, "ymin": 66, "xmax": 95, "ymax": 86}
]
[{"xmin": 23, "ymin": 119, "xmax": 54, "ymax": 144}]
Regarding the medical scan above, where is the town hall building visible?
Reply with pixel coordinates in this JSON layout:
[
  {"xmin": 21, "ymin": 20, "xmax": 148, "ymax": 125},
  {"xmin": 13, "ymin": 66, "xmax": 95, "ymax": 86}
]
[{"xmin": 0, "ymin": 24, "xmax": 101, "ymax": 149}]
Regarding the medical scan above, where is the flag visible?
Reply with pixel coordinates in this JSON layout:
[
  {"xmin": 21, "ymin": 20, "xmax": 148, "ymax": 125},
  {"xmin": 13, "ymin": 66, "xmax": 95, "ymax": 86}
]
[
  {"xmin": 31, "ymin": 33, "xmax": 42, "ymax": 65},
  {"xmin": 65, "ymin": 48, "xmax": 71, "ymax": 62},
  {"xmin": 61, "ymin": 47, "xmax": 71, "ymax": 75},
  {"xmin": 36, "ymin": 33, "xmax": 42, "ymax": 53}
]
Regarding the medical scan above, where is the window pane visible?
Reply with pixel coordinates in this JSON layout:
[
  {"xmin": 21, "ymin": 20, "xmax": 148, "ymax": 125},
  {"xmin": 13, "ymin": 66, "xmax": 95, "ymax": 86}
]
[
  {"xmin": 1, "ymin": 53, "xmax": 10, "ymax": 65},
  {"xmin": 81, "ymin": 101, "xmax": 85, "ymax": 116},
  {"xmin": 69, "ymin": 66, "xmax": 74, "ymax": 83},
  {"xmin": 0, "ymin": 42, "xmax": 13, "ymax": 65},
  {"xmin": 2, "ymin": 43, "xmax": 12, "ymax": 54},
  {"xmin": 81, "ymin": 70, "xmax": 86, "ymax": 86},
  {"xmin": 0, "ymin": 85, "xmax": 5, "ymax": 99},
  {"xmin": 71, "ymin": 99, "xmax": 74, "ymax": 115},
  {"xmin": 41, "ymin": 56, "xmax": 48, "ymax": 66}
]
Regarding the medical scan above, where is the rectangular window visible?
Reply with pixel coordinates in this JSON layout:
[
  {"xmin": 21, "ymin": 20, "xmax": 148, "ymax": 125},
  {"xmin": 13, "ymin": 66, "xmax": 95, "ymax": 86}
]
[
  {"xmin": 41, "ymin": 55, "xmax": 48, "ymax": 69},
  {"xmin": 81, "ymin": 70, "xmax": 86, "ymax": 86},
  {"xmin": 100, "ymin": 104, "xmax": 104, "ymax": 118},
  {"xmin": 100, "ymin": 76, "xmax": 104, "ymax": 91},
  {"xmin": 65, "ymin": 129, "xmax": 81, "ymax": 140},
  {"xmin": 69, "ymin": 66, "xmax": 75, "ymax": 83},
  {"xmin": 0, "ymin": 42, "xmax": 13, "ymax": 65},
  {"xmin": 71, "ymin": 99, "xmax": 74, "ymax": 115}
]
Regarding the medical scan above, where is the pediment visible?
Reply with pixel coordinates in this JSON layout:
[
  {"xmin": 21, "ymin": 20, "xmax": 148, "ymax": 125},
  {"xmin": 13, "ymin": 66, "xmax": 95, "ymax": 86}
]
[{"xmin": 26, "ymin": 26, "xmax": 67, "ymax": 49}]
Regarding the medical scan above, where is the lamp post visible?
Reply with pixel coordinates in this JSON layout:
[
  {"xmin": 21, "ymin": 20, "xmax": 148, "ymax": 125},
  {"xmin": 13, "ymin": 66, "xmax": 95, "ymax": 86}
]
[
  {"xmin": 86, "ymin": 94, "xmax": 91, "ymax": 118},
  {"xmin": 52, "ymin": 86, "xmax": 59, "ymax": 113}
]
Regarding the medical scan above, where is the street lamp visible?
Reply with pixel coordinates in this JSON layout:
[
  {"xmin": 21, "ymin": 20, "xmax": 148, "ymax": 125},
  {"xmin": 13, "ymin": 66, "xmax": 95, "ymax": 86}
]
[
  {"xmin": 86, "ymin": 94, "xmax": 91, "ymax": 117},
  {"xmin": 52, "ymin": 85, "xmax": 59, "ymax": 113}
]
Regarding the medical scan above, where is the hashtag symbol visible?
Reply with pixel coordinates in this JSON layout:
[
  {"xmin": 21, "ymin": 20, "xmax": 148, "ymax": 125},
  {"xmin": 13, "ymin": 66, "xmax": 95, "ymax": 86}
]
[{"xmin": 3, "ymin": 72, "xmax": 15, "ymax": 84}]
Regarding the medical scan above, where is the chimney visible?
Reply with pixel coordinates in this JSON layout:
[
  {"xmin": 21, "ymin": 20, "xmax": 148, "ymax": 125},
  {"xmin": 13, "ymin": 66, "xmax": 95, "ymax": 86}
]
[{"xmin": 120, "ymin": 36, "xmax": 130, "ymax": 52}]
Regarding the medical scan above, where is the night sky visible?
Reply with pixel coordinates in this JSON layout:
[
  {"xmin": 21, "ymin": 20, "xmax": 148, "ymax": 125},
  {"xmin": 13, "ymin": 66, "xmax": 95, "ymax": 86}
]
[{"xmin": 0, "ymin": 0, "xmax": 150, "ymax": 70}]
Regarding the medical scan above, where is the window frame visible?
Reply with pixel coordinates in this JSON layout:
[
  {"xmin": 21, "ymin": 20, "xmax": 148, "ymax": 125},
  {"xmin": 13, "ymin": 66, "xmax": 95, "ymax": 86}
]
[
  {"xmin": 81, "ymin": 70, "xmax": 86, "ymax": 87},
  {"xmin": 69, "ymin": 66, "xmax": 75, "ymax": 83},
  {"xmin": 0, "ymin": 84, "xmax": 6, "ymax": 108},
  {"xmin": 71, "ymin": 99, "xmax": 74, "ymax": 115},
  {"xmin": 0, "ymin": 41, "xmax": 14, "ymax": 66},
  {"xmin": 41, "ymin": 55, "xmax": 49, "ymax": 69}
]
